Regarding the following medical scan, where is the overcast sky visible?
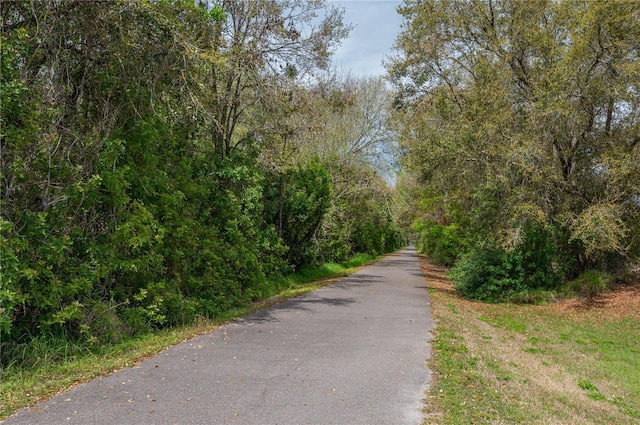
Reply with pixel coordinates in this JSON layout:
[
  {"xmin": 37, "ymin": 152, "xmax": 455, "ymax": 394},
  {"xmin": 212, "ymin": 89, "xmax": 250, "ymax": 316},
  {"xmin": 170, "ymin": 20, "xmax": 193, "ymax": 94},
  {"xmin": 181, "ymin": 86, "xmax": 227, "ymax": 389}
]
[{"xmin": 331, "ymin": 1, "xmax": 404, "ymax": 77}]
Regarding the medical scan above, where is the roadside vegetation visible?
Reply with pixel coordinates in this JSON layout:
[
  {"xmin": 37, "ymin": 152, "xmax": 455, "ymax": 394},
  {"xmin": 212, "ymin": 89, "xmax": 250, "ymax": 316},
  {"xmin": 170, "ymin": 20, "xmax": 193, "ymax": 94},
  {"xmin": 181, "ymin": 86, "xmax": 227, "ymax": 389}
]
[
  {"xmin": 390, "ymin": 4, "xmax": 640, "ymax": 420},
  {"xmin": 1, "ymin": 0, "xmax": 403, "ymax": 385},
  {"xmin": 420, "ymin": 256, "xmax": 640, "ymax": 425},
  {"xmin": 3, "ymin": 0, "xmax": 640, "ymax": 422},
  {"xmin": 0, "ymin": 253, "xmax": 377, "ymax": 419},
  {"xmin": 390, "ymin": 0, "xmax": 640, "ymax": 303}
]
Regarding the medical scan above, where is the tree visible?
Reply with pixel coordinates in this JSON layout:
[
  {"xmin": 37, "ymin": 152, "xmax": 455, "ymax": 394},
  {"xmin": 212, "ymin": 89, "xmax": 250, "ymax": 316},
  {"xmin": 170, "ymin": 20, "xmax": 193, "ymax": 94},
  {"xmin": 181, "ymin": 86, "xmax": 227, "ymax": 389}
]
[
  {"xmin": 0, "ymin": 0, "xmax": 405, "ymax": 367},
  {"xmin": 189, "ymin": 0, "xmax": 349, "ymax": 159},
  {"xmin": 263, "ymin": 160, "xmax": 331, "ymax": 269},
  {"xmin": 256, "ymin": 73, "xmax": 403, "ymax": 263},
  {"xmin": 388, "ymin": 0, "xmax": 640, "ymax": 274},
  {"xmin": 0, "ymin": 0, "xmax": 346, "ymax": 345},
  {"xmin": 292, "ymin": 75, "xmax": 403, "ymax": 260},
  {"xmin": 0, "ymin": 0, "xmax": 233, "ymax": 341}
]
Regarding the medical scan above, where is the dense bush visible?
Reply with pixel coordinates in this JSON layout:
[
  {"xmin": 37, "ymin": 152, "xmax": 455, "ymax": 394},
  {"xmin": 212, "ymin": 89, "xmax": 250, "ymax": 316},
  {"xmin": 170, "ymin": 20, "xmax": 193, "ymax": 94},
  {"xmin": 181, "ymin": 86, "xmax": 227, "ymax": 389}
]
[
  {"xmin": 314, "ymin": 199, "xmax": 354, "ymax": 263},
  {"xmin": 263, "ymin": 161, "xmax": 331, "ymax": 270},
  {"xmin": 451, "ymin": 224, "xmax": 569, "ymax": 302},
  {"xmin": 450, "ymin": 245, "xmax": 526, "ymax": 302},
  {"xmin": 316, "ymin": 195, "xmax": 404, "ymax": 262},
  {"xmin": 1, "ymin": 120, "xmax": 292, "ymax": 349}
]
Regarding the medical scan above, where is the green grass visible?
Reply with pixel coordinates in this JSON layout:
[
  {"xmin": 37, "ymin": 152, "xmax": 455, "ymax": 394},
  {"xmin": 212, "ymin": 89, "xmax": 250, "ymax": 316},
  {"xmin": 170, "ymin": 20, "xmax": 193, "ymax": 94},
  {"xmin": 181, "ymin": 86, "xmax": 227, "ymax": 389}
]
[
  {"xmin": 427, "ymin": 305, "xmax": 640, "ymax": 424},
  {"xmin": 421, "ymin": 256, "xmax": 640, "ymax": 425},
  {"xmin": 478, "ymin": 315, "xmax": 527, "ymax": 333},
  {"xmin": 0, "ymin": 253, "xmax": 380, "ymax": 419},
  {"xmin": 284, "ymin": 253, "xmax": 378, "ymax": 284},
  {"xmin": 425, "ymin": 317, "xmax": 529, "ymax": 424}
]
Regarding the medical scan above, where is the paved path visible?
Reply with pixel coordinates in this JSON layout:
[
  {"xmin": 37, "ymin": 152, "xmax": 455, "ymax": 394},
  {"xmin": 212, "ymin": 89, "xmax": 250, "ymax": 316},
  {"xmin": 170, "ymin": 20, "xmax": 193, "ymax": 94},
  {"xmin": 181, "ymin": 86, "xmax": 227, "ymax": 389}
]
[{"xmin": 3, "ymin": 247, "xmax": 434, "ymax": 425}]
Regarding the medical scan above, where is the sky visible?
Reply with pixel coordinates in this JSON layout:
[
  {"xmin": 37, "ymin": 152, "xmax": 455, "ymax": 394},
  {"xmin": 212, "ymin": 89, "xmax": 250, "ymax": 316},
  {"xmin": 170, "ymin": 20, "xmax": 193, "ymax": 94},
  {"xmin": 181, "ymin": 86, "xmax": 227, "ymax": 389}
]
[{"xmin": 330, "ymin": 1, "xmax": 404, "ymax": 77}]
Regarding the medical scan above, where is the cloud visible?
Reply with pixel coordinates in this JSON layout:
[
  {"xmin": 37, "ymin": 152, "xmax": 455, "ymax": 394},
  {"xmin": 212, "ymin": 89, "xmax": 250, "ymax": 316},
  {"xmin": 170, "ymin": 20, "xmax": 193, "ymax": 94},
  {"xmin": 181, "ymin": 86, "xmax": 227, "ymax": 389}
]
[{"xmin": 331, "ymin": 1, "xmax": 402, "ymax": 76}]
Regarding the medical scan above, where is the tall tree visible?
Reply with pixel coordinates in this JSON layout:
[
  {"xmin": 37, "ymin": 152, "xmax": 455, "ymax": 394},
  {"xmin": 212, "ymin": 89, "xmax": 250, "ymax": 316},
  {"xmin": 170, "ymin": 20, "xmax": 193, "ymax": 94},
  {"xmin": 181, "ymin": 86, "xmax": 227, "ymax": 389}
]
[
  {"xmin": 298, "ymin": 75, "xmax": 402, "ymax": 259},
  {"xmin": 0, "ymin": 0, "xmax": 349, "ymax": 344},
  {"xmin": 257, "ymin": 73, "xmax": 402, "ymax": 263},
  {"xmin": 0, "ymin": 0, "xmax": 227, "ymax": 339}
]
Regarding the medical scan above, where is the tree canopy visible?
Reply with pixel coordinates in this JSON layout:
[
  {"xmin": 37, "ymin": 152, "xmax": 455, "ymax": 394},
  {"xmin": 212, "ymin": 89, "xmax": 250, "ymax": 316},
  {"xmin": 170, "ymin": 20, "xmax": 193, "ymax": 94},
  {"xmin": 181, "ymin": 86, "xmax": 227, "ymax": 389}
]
[{"xmin": 389, "ymin": 0, "xmax": 640, "ymax": 299}]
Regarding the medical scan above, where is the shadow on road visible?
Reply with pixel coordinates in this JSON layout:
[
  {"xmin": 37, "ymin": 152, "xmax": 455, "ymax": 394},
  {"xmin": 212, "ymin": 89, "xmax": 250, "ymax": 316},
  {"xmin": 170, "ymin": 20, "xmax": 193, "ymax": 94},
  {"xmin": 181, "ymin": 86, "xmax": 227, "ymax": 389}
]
[
  {"xmin": 379, "ymin": 259, "xmax": 419, "ymax": 268},
  {"xmin": 243, "ymin": 271, "xmax": 393, "ymax": 323},
  {"xmin": 245, "ymin": 295, "xmax": 357, "ymax": 323},
  {"xmin": 332, "ymin": 273, "xmax": 381, "ymax": 289}
]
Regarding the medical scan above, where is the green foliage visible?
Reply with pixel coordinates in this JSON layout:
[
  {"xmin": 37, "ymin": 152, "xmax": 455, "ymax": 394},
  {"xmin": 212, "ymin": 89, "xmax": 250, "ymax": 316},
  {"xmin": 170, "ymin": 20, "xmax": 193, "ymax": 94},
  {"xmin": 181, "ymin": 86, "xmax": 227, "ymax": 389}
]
[
  {"xmin": 0, "ymin": 0, "xmax": 397, "ymax": 375},
  {"xmin": 450, "ymin": 245, "xmax": 526, "ymax": 302},
  {"xmin": 315, "ymin": 200, "xmax": 354, "ymax": 263},
  {"xmin": 451, "ymin": 224, "xmax": 568, "ymax": 302},
  {"xmin": 317, "ymin": 196, "xmax": 404, "ymax": 262},
  {"xmin": 417, "ymin": 222, "xmax": 465, "ymax": 266},
  {"xmin": 0, "ymin": 333, "xmax": 91, "ymax": 371},
  {"xmin": 566, "ymin": 271, "xmax": 612, "ymax": 298},
  {"xmin": 284, "ymin": 252, "xmax": 378, "ymax": 287},
  {"xmin": 207, "ymin": 4, "xmax": 226, "ymax": 23},
  {"xmin": 264, "ymin": 160, "xmax": 331, "ymax": 269},
  {"xmin": 312, "ymin": 162, "xmax": 405, "ymax": 262},
  {"xmin": 342, "ymin": 252, "xmax": 377, "ymax": 268},
  {"xmin": 519, "ymin": 223, "xmax": 571, "ymax": 290},
  {"xmin": 504, "ymin": 289, "xmax": 557, "ymax": 305},
  {"xmin": 351, "ymin": 219, "xmax": 404, "ymax": 257},
  {"xmin": 390, "ymin": 0, "xmax": 640, "ymax": 289},
  {"xmin": 0, "ymin": 220, "xmax": 26, "ymax": 335}
]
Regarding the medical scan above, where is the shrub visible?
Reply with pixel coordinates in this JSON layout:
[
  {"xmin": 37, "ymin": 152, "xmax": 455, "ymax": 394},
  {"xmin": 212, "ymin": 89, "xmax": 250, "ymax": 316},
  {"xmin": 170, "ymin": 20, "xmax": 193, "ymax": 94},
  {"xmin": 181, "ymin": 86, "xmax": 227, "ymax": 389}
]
[
  {"xmin": 450, "ymin": 245, "xmax": 526, "ymax": 302},
  {"xmin": 451, "ymin": 224, "xmax": 569, "ymax": 302},
  {"xmin": 519, "ymin": 223, "xmax": 568, "ymax": 290},
  {"xmin": 566, "ymin": 270, "xmax": 611, "ymax": 298},
  {"xmin": 417, "ymin": 222, "xmax": 466, "ymax": 266}
]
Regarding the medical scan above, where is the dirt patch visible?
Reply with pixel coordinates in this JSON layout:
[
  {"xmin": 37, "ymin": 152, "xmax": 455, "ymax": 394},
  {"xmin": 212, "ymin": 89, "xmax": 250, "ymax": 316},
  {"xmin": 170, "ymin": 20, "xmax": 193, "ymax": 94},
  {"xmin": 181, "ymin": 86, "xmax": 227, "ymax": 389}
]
[{"xmin": 552, "ymin": 282, "xmax": 640, "ymax": 319}]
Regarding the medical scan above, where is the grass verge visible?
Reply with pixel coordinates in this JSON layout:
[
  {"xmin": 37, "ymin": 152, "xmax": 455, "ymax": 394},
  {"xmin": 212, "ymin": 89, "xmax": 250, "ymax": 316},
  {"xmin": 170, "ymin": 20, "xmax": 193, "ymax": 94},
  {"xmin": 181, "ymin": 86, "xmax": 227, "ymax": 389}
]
[
  {"xmin": 420, "ymin": 255, "xmax": 640, "ymax": 425},
  {"xmin": 0, "ymin": 253, "xmax": 379, "ymax": 419}
]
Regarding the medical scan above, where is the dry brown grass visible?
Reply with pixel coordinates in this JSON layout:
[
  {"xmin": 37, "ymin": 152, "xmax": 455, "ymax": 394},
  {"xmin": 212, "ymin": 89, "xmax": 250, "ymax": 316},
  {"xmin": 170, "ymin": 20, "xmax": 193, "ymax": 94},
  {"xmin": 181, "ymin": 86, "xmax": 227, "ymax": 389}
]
[{"xmin": 551, "ymin": 281, "xmax": 640, "ymax": 319}]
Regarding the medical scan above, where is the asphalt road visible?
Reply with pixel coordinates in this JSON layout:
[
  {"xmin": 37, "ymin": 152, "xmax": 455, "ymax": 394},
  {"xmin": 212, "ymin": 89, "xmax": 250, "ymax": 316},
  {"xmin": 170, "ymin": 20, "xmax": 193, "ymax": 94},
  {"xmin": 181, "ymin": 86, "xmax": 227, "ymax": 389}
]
[{"xmin": 3, "ymin": 247, "xmax": 434, "ymax": 425}]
